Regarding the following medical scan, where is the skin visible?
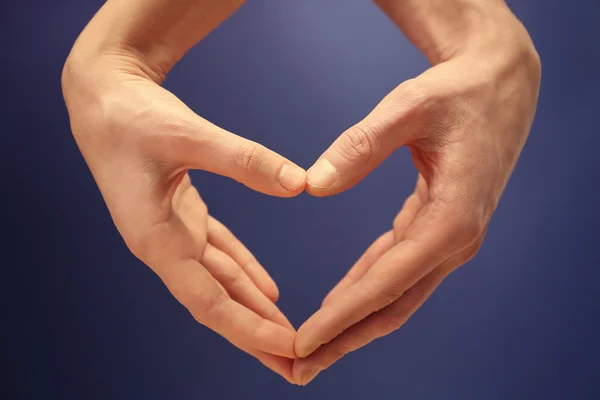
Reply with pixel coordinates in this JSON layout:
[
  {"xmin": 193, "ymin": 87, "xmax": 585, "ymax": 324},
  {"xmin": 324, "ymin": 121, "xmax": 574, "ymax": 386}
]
[
  {"xmin": 293, "ymin": 0, "xmax": 541, "ymax": 385},
  {"xmin": 62, "ymin": 0, "xmax": 540, "ymax": 386},
  {"xmin": 62, "ymin": 0, "xmax": 306, "ymax": 384}
]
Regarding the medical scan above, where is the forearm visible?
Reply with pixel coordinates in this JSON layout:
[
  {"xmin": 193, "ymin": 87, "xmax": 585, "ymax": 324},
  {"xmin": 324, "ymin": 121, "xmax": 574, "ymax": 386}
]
[
  {"xmin": 65, "ymin": 0, "xmax": 245, "ymax": 83},
  {"xmin": 374, "ymin": 0, "xmax": 538, "ymax": 65}
]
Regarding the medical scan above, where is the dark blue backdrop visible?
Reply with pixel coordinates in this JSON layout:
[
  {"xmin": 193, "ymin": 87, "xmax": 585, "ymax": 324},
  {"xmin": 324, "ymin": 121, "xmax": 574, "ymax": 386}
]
[{"xmin": 2, "ymin": 1, "xmax": 599, "ymax": 399}]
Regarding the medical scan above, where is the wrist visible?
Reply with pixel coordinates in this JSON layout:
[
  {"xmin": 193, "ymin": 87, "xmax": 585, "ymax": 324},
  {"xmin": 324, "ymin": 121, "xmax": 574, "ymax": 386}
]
[
  {"xmin": 64, "ymin": 0, "xmax": 246, "ymax": 88},
  {"xmin": 375, "ymin": 0, "xmax": 537, "ymax": 67}
]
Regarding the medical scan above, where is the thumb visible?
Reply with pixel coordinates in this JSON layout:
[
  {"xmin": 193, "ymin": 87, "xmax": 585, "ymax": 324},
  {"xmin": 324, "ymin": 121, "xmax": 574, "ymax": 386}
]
[
  {"xmin": 164, "ymin": 112, "xmax": 306, "ymax": 198},
  {"xmin": 306, "ymin": 80, "xmax": 426, "ymax": 196}
]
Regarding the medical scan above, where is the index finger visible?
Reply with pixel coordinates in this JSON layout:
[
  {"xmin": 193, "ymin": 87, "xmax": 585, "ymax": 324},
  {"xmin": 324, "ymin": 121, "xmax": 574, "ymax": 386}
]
[{"xmin": 163, "ymin": 258, "xmax": 296, "ymax": 358}]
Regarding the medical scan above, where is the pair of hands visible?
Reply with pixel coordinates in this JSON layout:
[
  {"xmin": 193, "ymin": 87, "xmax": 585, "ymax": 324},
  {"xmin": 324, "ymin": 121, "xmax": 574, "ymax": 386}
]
[{"xmin": 62, "ymin": 1, "xmax": 540, "ymax": 386}]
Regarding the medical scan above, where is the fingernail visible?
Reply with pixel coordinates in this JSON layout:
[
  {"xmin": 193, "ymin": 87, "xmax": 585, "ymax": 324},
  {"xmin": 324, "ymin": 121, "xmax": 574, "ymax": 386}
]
[
  {"xmin": 278, "ymin": 164, "xmax": 306, "ymax": 192},
  {"xmin": 301, "ymin": 368, "xmax": 321, "ymax": 386},
  {"xmin": 307, "ymin": 159, "xmax": 338, "ymax": 189}
]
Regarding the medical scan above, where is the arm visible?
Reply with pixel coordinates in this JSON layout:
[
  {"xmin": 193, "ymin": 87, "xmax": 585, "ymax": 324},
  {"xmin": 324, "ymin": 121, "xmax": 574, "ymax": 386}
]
[
  {"xmin": 65, "ymin": 0, "xmax": 245, "ymax": 83},
  {"xmin": 294, "ymin": 0, "xmax": 541, "ymax": 384},
  {"xmin": 62, "ymin": 0, "xmax": 306, "ymax": 383}
]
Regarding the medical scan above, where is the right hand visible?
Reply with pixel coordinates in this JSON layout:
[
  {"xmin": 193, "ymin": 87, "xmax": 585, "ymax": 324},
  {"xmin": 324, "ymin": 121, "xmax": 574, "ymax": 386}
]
[{"xmin": 62, "ymin": 51, "xmax": 306, "ymax": 383}]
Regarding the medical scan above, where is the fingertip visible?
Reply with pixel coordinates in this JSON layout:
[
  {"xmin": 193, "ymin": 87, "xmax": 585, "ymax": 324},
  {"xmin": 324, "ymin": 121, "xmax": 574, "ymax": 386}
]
[
  {"xmin": 293, "ymin": 359, "xmax": 322, "ymax": 386},
  {"xmin": 292, "ymin": 359, "xmax": 304, "ymax": 383},
  {"xmin": 302, "ymin": 369, "xmax": 321, "ymax": 386},
  {"xmin": 253, "ymin": 267, "xmax": 279, "ymax": 303},
  {"xmin": 265, "ymin": 284, "xmax": 280, "ymax": 304},
  {"xmin": 267, "ymin": 305, "xmax": 296, "ymax": 334},
  {"xmin": 305, "ymin": 184, "xmax": 335, "ymax": 197},
  {"xmin": 278, "ymin": 164, "xmax": 307, "ymax": 195},
  {"xmin": 273, "ymin": 307, "xmax": 296, "ymax": 332},
  {"xmin": 293, "ymin": 334, "xmax": 306, "ymax": 359},
  {"xmin": 275, "ymin": 324, "xmax": 298, "ymax": 359},
  {"xmin": 305, "ymin": 158, "xmax": 366, "ymax": 197},
  {"xmin": 294, "ymin": 324, "xmax": 320, "ymax": 359},
  {"xmin": 248, "ymin": 318, "xmax": 297, "ymax": 358},
  {"xmin": 248, "ymin": 350, "xmax": 297, "ymax": 385},
  {"xmin": 270, "ymin": 307, "xmax": 295, "ymax": 332},
  {"xmin": 305, "ymin": 159, "xmax": 339, "ymax": 197},
  {"xmin": 210, "ymin": 135, "xmax": 307, "ymax": 198}
]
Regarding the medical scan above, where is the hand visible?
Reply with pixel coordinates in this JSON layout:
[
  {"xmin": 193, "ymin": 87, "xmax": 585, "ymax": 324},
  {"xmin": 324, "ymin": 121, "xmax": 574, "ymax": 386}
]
[
  {"xmin": 62, "ymin": 52, "xmax": 306, "ymax": 383},
  {"xmin": 293, "ymin": 2, "xmax": 541, "ymax": 384}
]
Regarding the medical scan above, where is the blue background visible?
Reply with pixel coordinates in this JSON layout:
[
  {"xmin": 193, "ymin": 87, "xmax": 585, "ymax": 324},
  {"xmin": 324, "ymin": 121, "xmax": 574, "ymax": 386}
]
[{"xmin": 2, "ymin": 0, "xmax": 599, "ymax": 399}]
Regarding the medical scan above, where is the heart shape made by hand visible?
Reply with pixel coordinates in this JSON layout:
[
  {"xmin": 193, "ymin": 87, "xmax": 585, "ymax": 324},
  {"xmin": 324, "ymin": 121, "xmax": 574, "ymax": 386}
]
[{"xmin": 62, "ymin": 0, "xmax": 541, "ymax": 387}]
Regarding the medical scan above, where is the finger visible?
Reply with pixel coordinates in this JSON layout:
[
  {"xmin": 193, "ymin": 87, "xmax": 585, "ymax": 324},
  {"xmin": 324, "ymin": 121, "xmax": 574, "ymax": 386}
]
[
  {"xmin": 295, "ymin": 199, "xmax": 484, "ymax": 357},
  {"xmin": 392, "ymin": 175, "xmax": 427, "ymax": 238},
  {"xmin": 246, "ymin": 348, "xmax": 296, "ymax": 384},
  {"xmin": 293, "ymin": 265, "xmax": 450, "ymax": 385},
  {"xmin": 172, "ymin": 179, "xmax": 292, "ymax": 329},
  {"xmin": 104, "ymin": 162, "xmax": 297, "ymax": 356},
  {"xmin": 323, "ymin": 175, "xmax": 427, "ymax": 307},
  {"xmin": 305, "ymin": 81, "xmax": 424, "ymax": 197},
  {"xmin": 162, "ymin": 259, "xmax": 296, "ymax": 358},
  {"xmin": 150, "ymin": 212, "xmax": 293, "ymax": 381},
  {"xmin": 202, "ymin": 244, "xmax": 294, "ymax": 330},
  {"xmin": 207, "ymin": 216, "xmax": 280, "ymax": 303},
  {"xmin": 160, "ymin": 107, "xmax": 306, "ymax": 197},
  {"xmin": 321, "ymin": 231, "xmax": 395, "ymax": 307},
  {"xmin": 294, "ymin": 239, "xmax": 483, "ymax": 385}
]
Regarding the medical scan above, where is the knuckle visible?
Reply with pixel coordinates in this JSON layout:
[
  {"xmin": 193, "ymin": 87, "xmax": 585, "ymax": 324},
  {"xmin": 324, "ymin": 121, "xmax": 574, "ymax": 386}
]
[
  {"xmin": 96, "ymin": 95, "xmax": 128, "ymax": 132},
  {"xmin": 166, "ymin": 276, "xmax": 229, "ymax": 325},
  {"xmin": 153, "ymin": 119, "xmax": 201, "ymax": 159},
  {"xmin": 379, "ymin": 314, "xmax": 409, "ymax": 337},
  {"xmin": 348, "ymin": 328, "xmax": 376, "ymax": 350},
  {"xmin": 194, "ymin": 290, "xmax": 229, "ymax": 322},
  {"xmin": 223, "ymin": 268, "xmax": 247, "ymax": 291},
  {"xmin": 392, "ymin": 216, "xmax": 403, "ymax": 234},
  {"xmin": 242, "ymin": 258, "xmax": 260, "ymax": 273},
  {"xmin": 393, "ymin": 194, "xmax": 420, "ymax": 232},
  {"xmin": 235, "ymin": 142, "xmax": 264, "ymax": 174},
  {"xmin": 261, "ymin": 302, "xmax": 280, "ymax": 321},
  {"xmin": 464, "ymin": 247, "xmax": 479, "ymax": 264},
  {"xmin": 69, "ymin": 94, "xmax": 130, "ymax": 144},
  {"xmin": 396, "ymin": 79, "xmax": 458, "ymax": 138},
  {"xmin": 354, "ymin": 283, "xmax": 399, "ymax": 315},
  {"xmin": 455, "ymin": 214, "xmax": 486, "ymax": 247},
  {"xmin": 330, "ymin": 342, "xmax": 353, "ymax": 361},
  {"xmin": 463, "ymin": 237, "xmax": 485, "ymax": 263},
  {"xmin": 248, "ymin": 318, "xmax": 267, "ymax": 342},
  {"xmin": 398, "ymin": 79, "xmax": 430, "ymax": 107},
  {"xmin": 72, "ymin": 91, "xmax": 169, "ymax": 154},
  {"xmin": 99, "ymin": 94, "xmax": 206, "ymax": 162},
  {"xmin": 99, "ymin": 94, "xmax": 150, "ymax": 139},
  {"xmin": 377, "ymin": 285, "xmax": 404, "ymax": 311},
  {"xmin": 398, "ymin": 79, "xmax": 440, "ymax": 120},
  {"xmin": 338, "ymin": 124, "xmax": 377, "ymax": 163}
]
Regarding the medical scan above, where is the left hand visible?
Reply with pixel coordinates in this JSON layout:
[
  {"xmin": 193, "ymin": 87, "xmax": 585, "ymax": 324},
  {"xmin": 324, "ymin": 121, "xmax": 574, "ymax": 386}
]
[{"xmin": 293, "ymin": 2, "xmax": 541, "ymax": 385}]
